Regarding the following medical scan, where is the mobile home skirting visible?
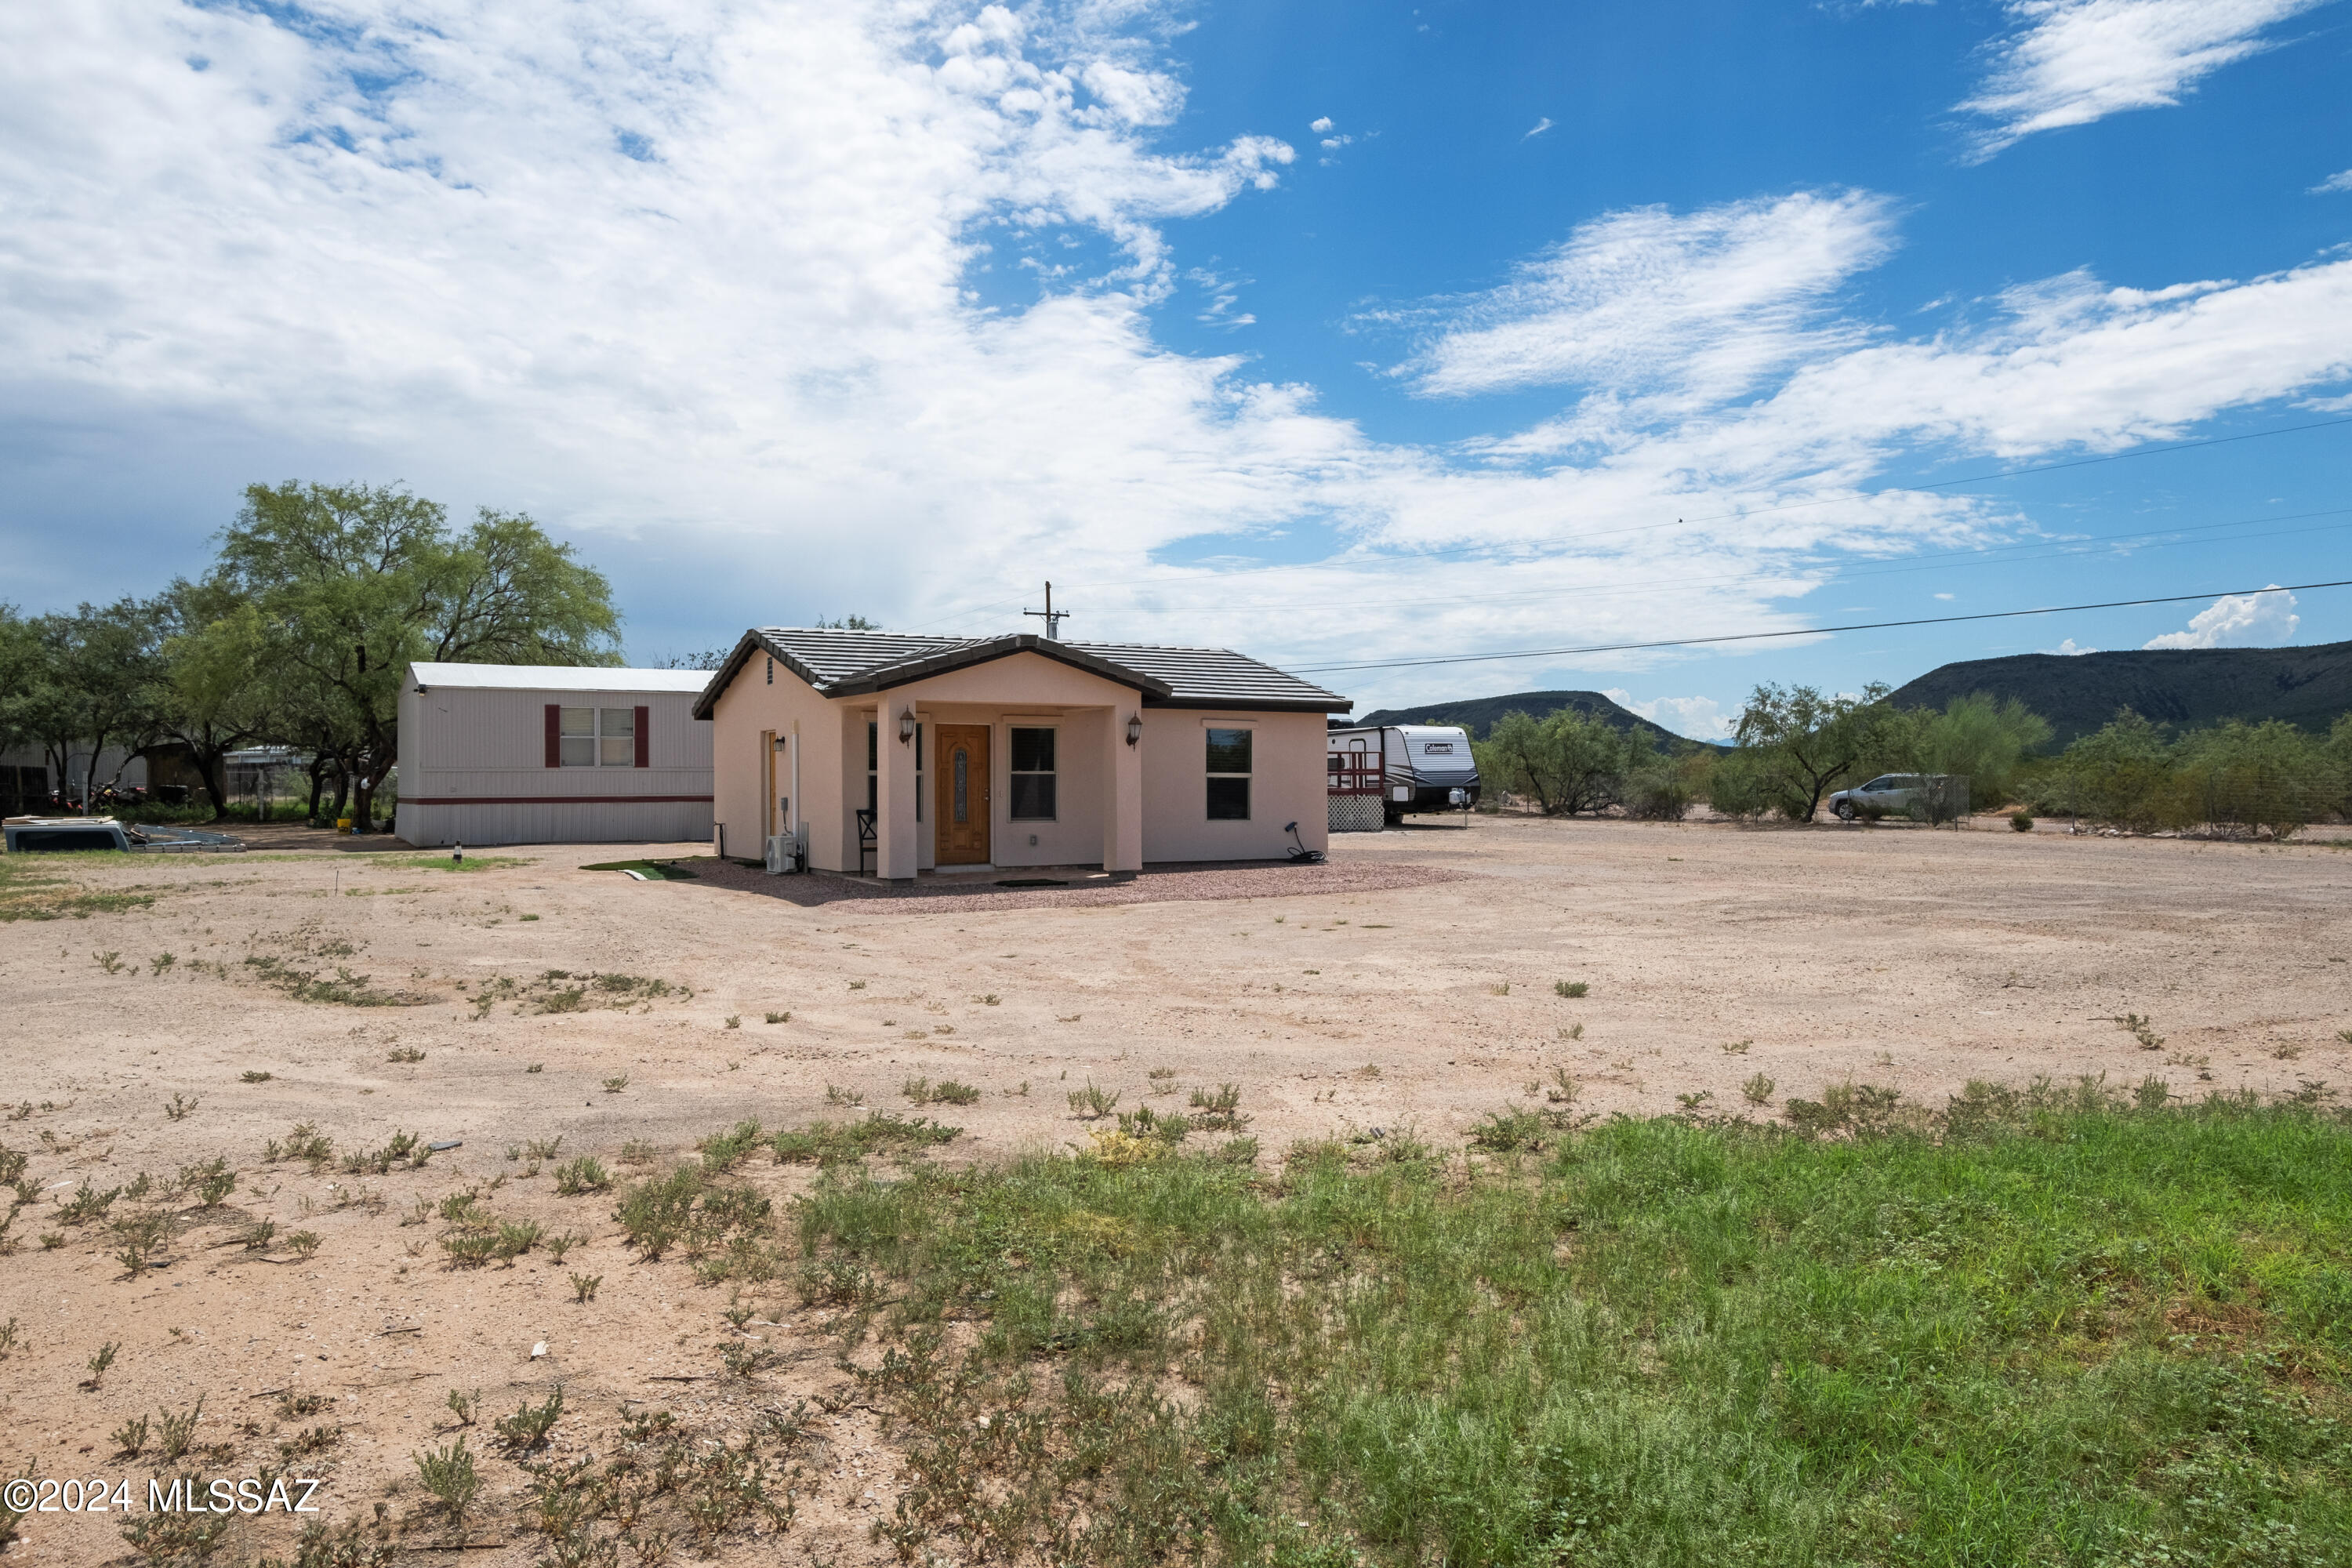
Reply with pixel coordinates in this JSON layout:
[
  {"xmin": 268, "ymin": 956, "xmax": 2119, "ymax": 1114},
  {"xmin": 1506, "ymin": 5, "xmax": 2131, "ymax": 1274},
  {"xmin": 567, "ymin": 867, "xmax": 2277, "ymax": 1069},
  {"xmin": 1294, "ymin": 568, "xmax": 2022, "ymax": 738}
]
[{"xmin": 395, "ymin": 797, "xmax": 713, "ymax": 847}]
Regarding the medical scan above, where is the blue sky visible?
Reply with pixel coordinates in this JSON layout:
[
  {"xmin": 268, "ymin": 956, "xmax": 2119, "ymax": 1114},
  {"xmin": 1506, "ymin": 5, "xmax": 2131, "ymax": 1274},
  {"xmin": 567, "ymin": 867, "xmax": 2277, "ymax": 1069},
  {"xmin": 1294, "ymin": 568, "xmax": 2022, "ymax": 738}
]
[{"xmin": 2, "ymin": 0, "xmax": 2349, "ymax": 735}]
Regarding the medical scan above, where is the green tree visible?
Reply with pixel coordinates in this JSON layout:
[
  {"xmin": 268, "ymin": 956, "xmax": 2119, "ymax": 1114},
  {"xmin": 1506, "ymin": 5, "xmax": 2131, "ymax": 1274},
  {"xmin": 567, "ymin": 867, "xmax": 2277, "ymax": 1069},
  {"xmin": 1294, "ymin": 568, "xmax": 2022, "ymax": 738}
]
[
  {"xmin": 2173, "ymin": 720, "xmax": 2339, "ymax": 839},
  {"xmin": 151, "ymin": 582, "xmax": 278, "ymax": 819},
  {"xmin": 1474, "ymin": 709, "xmax": 1631, "ymax": 815},
  {"xmin": 2051, "ymin": 709, "xmax": 2183, "ymax": 831},
  {"xmin": 1732, "ymin": 682, "xmax": 1899, "ymax": 822},
  {"xmin": 1907, "ymin": 692, "xmax": 2053, "ymax": 810},
  {"xmin": 213, "ymin": 482, "xmax": 621, "ymax": 829},
  {"xmin": 13, "ymin": 600, "xmax": 162, "ymax": 811}
]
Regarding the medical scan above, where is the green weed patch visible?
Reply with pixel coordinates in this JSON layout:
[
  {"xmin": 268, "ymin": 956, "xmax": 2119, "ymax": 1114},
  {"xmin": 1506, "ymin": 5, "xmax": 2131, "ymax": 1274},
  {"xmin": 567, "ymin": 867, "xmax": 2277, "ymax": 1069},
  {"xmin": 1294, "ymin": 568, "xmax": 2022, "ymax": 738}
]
[
  {"xmin": 792, "ymin": 1096, "xmax": 2352, "ymax": 1567},
  {"xmin": 0, "ymin": 855, "xmax": 157, "ymax": 922},
  {"xmin": 370, "ymin": 853, "xmax": 535, "ymax": 874}
]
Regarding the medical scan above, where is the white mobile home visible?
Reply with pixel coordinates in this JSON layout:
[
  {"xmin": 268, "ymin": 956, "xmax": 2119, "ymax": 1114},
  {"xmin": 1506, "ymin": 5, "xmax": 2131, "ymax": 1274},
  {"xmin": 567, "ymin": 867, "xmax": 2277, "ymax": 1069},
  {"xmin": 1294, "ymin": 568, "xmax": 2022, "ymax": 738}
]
[{"xmin": 394, "ymin": 663, "xmax": 714, "ymax": 847}]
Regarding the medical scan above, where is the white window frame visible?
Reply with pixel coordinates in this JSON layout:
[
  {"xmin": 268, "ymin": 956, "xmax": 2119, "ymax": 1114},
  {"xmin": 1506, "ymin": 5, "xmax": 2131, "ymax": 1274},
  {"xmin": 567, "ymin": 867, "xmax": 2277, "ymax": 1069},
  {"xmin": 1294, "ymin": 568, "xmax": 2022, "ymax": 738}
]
[{"xmin": 559, "ymin": 706, "xmax": 636, "ymax": 768}]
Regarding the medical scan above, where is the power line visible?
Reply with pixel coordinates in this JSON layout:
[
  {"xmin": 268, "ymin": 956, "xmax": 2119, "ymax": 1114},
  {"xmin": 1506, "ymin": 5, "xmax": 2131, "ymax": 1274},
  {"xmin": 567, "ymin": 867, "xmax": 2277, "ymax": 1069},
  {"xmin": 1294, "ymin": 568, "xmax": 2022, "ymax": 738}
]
[
  {"xmin": 1081, "ymin": 505, "xmax": 2352, "ymax": 620},
  {"xmin": 897, "ymin": 414, "xmax": 2352, "ymax": 630},
  {"xmin": 1289, "ymin": 579, "xmax": 2352, "ymax": 677}
]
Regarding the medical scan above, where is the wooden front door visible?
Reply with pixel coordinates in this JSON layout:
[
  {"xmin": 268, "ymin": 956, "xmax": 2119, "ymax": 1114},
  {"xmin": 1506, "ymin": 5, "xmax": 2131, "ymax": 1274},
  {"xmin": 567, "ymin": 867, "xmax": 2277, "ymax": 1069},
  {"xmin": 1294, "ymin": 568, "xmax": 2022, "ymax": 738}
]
[{"xmin": 935, "ymin": 725, "xmax": 991, "ymax": 865}]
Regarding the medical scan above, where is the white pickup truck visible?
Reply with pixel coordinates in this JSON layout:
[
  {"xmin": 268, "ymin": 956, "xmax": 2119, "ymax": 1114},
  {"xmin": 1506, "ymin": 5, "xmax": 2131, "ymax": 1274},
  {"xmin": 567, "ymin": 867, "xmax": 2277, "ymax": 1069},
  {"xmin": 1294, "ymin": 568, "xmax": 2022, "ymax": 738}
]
[{"xmin": 2, "ymin": 817, "xmax": 245, "ymax": 854}]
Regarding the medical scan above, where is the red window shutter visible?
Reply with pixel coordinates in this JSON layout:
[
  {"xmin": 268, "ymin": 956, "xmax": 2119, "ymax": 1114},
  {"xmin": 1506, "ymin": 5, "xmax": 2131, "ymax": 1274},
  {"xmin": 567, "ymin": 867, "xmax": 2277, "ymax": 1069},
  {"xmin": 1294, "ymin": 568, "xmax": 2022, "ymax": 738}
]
[
  {"xmin": 544, "ymin": 704, "xmax": 561, "ymax": 768},
  {"xmin": 634, "ymin": 706, "xmax": 650, "ymax": 768}
]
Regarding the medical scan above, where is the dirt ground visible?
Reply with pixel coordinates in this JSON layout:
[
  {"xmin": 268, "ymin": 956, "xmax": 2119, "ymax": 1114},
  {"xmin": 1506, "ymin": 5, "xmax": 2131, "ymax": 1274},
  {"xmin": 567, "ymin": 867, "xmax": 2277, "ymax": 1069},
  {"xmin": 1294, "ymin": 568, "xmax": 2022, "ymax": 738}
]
[{"xmin": 4, "ymin": 814, "xmax": 2349, "ymax": 1564}]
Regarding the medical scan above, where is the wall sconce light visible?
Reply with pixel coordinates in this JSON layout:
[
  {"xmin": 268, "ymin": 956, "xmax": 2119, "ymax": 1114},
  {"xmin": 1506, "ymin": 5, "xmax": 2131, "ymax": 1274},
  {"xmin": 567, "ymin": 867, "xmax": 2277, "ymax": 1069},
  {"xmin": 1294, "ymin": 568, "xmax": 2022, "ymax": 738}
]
[
  {"xmin": 771, "ymin": 736, "xmax": 787, "ymax": 752},
  {"xmin": 898, "ymin": 710, "xmax": 916, "ymax": 744},
  {"xmin": 1125, "ymin": 714, "xmax": 1142, "ymax": 747}
]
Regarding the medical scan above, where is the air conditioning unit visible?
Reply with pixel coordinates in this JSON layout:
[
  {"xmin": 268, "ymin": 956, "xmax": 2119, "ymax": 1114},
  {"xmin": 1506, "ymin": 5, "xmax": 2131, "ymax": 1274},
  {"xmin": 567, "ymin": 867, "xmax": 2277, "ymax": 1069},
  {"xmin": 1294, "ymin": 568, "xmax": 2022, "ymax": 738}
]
[{"xmin": 764, "ymin": 833, "xmax": 796, "ymax": 875}]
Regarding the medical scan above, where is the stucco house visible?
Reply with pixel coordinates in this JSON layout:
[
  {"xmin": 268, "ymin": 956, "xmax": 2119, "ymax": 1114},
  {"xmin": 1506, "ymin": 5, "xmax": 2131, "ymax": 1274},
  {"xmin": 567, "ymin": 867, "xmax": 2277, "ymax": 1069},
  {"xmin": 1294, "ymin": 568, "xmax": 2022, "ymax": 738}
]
[{"xmin": 692, "ymin": 629, "xmax": 1351, "ymax": 877}]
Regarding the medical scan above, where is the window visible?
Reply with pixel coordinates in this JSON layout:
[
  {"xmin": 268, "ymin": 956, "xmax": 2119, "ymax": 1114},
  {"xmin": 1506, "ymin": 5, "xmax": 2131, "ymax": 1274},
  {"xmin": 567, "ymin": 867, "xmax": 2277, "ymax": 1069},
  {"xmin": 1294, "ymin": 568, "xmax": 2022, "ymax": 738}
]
[
  {"xmin": 1206, "ymin": 727, "xmax": 1251, "ymax": 820},
  {"xmin": 1009, "ymin": 728, "xmax": 1056, "ymax": 819},
  {"xmin": 559, "ymin": 707, "xmax": 637, "ymax": 768}
]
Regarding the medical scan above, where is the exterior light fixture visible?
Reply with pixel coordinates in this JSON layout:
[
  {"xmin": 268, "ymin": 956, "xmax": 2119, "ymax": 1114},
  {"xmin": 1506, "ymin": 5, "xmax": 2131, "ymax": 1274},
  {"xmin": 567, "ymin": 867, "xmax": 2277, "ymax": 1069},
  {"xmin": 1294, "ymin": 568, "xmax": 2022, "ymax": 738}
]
[
  {"xmin": 1125, "ymin": 714, "xmax": 1142, "ymax": 746},
  {"xmin": 771, "ymin": 736, "xmax": 787, "ymax": 752},
  {"xmin": 898, "ymin": 710, "xmax": 916, "ymax": 744}
]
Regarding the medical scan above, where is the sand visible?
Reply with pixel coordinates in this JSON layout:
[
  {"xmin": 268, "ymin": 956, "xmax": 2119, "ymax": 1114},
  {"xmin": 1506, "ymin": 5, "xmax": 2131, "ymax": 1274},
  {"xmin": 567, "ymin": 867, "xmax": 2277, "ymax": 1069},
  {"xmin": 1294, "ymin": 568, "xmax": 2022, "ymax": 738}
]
[{"xmin": 3, "ymin": 814, "xmax": 2347, "ymax": 1563}]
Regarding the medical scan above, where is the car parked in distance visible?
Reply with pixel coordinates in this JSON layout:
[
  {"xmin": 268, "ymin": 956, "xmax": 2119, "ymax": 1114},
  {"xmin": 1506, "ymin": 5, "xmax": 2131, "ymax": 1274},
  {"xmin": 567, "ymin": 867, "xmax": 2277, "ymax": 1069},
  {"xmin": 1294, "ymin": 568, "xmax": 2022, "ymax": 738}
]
[
  {"xmin": 1828, "ymin": 775, "xmax": 1926, "ymax": 821},
  {"xmin": 2, "ymin": 817, "xmax": 245, "ymax": 854}
]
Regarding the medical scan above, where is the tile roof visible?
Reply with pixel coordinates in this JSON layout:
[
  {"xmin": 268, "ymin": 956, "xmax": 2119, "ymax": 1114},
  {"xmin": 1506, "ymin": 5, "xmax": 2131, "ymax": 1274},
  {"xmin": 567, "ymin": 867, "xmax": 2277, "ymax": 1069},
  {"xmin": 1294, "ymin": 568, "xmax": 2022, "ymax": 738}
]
[{"xmin": 691, "ymin": 629, "xmax": 1349, "ymax": 717}]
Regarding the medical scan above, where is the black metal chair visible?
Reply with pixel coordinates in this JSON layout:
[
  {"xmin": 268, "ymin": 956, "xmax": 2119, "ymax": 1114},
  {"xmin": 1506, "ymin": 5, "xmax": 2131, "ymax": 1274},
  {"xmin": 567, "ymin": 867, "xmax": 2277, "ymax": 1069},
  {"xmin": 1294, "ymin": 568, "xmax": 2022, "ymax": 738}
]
[{"xmin": 855, "ymin": 808, "xmax": 877, "ymax": 876}]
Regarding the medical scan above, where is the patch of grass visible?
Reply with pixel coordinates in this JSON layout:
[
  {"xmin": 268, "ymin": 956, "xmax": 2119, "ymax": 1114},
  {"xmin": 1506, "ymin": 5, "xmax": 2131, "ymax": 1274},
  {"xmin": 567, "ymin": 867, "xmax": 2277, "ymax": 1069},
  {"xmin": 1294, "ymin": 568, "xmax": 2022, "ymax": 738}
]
[
  {"xmin": 602, "ymin": 1074, "xmax": 630, "ymax": 1094},
  {"xmin": 1555, "ymin": 979, "xmax": 1589, "ymax": 998},
  {"xmin": 765, "ymin": 1011, "xmax": 789, "ymax": 1024},
  {"xmin": 611, "ymin": 1163, "xmax": 771, "ymax": 1262},
  {"xmin": 387, "ymin": 1045, "xmax": 425, "ymax": 1063},
  {"xmin": 788, "ymin": 1091, "xmax": 2352, "ymax": 1568},
  {"xmin": 379, "ymin": 853, "xmax": 535, "ymax": 875},
  {"xmin": 242, "ymin": 953, "xmax": 421, "ymax": 1007},
  {"xmin": 698, "ymin": 1120, "xmax": 766, "ymax": 1174},
  {"xmin": 769, "ymin": 1112, "xmax": 960, "ymax": 1167},
  {"xmin": 554, "ymin": 1156, "xmax": 611, "ymax": 1195},
  {"xmin": 0, "ymin": 856, "xmax": 158, "ymax": 923},
  {"xmin": 903, "ymin": 1076, "xmax": 982, "ymax": 1107},
  {"xmin": 238, "ymin": 1069, "xmax": 272, "ymax": 1083},
  {"xmin": 1068, "ymin": 1080, "xmax": 1120, "ymax": 1120}
]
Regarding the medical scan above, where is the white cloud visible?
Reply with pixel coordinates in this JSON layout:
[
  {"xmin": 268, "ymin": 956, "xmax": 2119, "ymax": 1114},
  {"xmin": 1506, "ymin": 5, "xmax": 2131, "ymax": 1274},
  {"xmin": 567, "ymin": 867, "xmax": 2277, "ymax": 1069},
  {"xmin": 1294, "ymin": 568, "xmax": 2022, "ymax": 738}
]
[
  {"xmin": 1390, "ymin": 191, "xmax": 1900, "ymax": 404},
  {"xmin": 1523, "ymin": 117, "xmax": 1554, "ymax": 139},
  {"xmin": 2041, "ymin": 637, "xmax": 2100, "ymax": 655},
  {"xmin": 2314, "ymin": 169, "xmax": 2352, "ymax": 194},
  {"xmin": 1603, "ymin": 689, "xmax": 1733, "ymax": 740},
  {"xmin": 1309, "ymin": 116, "xmax": 1333, "ymax": 133},
  {"xmin": 1959, "ymin": 0, "xmax": 2326, "ymax": 158},
  {"xmin": 2143, "ymin": 586, "xmax": 2299, "ymax": 648}
]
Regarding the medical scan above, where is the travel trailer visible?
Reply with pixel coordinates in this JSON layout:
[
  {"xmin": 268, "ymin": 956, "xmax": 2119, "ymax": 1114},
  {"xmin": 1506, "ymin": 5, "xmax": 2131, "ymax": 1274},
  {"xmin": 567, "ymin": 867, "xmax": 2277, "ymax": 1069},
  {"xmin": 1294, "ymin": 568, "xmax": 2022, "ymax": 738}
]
[{"xmin": 1325, "ymin": 724, "xmax": 1480, "ymax": 823}]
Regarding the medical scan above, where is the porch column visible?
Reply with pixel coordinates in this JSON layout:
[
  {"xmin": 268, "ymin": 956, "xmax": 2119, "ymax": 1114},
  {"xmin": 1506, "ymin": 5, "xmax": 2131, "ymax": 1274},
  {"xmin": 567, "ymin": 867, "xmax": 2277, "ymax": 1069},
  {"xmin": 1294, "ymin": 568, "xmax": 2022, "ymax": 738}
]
[
  {"xmin": 1103, "ymin": 702, "xmax": 1143, "ymax": 873},
  {"xmin": 876, "ymin": 699, "xmax": 920, "ymax": 881}
]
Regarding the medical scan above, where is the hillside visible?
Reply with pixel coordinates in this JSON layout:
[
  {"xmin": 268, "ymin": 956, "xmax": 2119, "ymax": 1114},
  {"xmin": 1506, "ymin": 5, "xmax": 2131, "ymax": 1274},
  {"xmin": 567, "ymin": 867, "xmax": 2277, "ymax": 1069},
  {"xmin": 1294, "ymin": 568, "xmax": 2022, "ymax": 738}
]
[
  {"xmin": 1350, "ymin": 688, "xmax": 1705, "ymax": 748},
  {"xmin": 1889, "ymin": 640, "xmax": 2352, "ymax": 749}
]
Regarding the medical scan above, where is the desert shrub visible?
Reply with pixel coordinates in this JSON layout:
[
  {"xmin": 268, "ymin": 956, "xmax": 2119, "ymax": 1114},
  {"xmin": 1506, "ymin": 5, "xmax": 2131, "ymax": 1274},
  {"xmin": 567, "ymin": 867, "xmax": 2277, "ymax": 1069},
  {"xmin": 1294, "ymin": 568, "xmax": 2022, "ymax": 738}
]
[
  {"xmin": 554, "ymin": 1156, "xmax": 610, "ymax": 1195},
  {"xmin": 413, "ymin": 1435, "xmax": 481, "ymax": 1516},
  {"xmin": 1702, "ymin": 746, "xmax": 1802, "ymax": 820},
  {"xmin": 697, "ymin": 1120, "xmax": 765, "ymax": 1174}
]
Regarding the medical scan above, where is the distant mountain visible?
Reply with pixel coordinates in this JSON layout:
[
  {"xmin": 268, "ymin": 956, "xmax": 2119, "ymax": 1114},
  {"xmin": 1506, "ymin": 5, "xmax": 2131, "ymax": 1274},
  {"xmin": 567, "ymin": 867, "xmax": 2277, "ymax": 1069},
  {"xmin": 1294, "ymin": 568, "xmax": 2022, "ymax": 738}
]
[
  {"xmin": 1348, "ymin": 688, "xmax": 1709, "ymax": 748},
  {"xmin": 1889, "ymin": 641, "xmax": 2352, "ymax": 750}
]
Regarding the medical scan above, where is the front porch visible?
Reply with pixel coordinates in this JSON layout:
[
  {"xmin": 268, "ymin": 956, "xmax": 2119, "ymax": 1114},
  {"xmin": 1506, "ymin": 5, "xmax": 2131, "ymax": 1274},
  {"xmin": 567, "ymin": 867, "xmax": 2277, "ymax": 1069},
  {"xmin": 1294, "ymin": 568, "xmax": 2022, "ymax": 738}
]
[{"xmin": 853, "ymin": 699, "xmax": 1142, "ymax": 882}]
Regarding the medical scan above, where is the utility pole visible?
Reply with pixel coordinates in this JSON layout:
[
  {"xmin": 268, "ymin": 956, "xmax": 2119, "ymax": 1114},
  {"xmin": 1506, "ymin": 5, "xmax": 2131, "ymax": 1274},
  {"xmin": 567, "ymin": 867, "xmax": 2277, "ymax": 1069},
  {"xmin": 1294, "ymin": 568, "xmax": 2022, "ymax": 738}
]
[{"xmin": 1023, "ymin": 582, "xmax": 1072, "ymax": 641}]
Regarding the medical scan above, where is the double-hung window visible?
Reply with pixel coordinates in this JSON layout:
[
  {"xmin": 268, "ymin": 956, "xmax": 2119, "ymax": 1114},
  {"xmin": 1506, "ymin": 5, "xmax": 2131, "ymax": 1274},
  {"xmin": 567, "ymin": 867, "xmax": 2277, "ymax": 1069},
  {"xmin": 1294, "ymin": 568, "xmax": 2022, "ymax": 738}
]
[
  {"xmin": 560, "ymin": 707, "xmax": 635, "ymax": 767},
  {"xmin": 1206, "ymin": 728, "xmax": 1251, "ymax": 819},
  {"xmin": 1008, "ymin": 728, "xmax": 1056, "ymax": 819}
]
